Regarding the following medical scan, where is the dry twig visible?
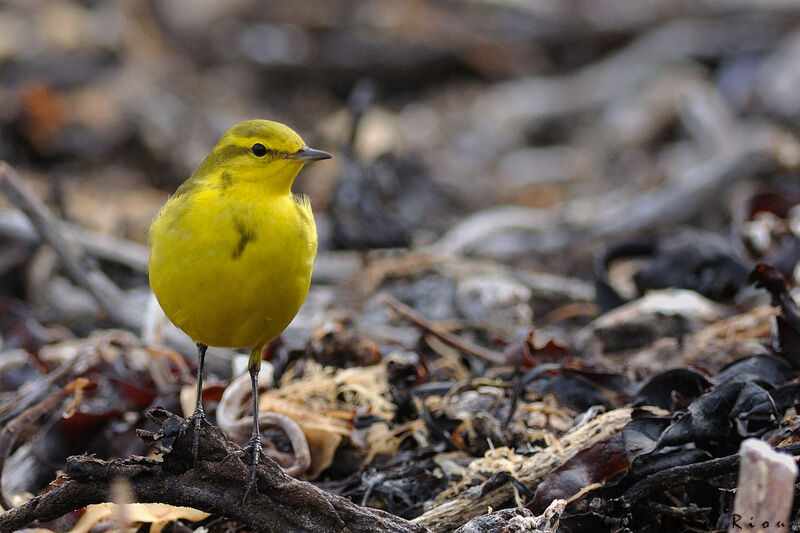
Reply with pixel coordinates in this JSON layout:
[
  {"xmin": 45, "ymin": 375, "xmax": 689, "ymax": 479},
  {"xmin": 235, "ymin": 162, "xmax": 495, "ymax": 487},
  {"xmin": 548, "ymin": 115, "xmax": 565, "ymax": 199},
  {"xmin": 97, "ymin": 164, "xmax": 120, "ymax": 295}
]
[
  {"xmin": 0, "ymin": 378, "xmax": 89, "ymax": 510},
  {"xmin": 380, "ymin": 293, "xmax": 506, "ymax": 365}
]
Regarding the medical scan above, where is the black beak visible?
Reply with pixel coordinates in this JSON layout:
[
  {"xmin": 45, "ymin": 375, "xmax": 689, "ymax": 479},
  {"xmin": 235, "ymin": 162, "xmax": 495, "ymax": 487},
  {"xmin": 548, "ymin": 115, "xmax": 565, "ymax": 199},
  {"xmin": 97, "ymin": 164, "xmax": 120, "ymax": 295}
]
[{"xmin": 285, "ymin": 146, "xmax": 332, "ymax": 162}]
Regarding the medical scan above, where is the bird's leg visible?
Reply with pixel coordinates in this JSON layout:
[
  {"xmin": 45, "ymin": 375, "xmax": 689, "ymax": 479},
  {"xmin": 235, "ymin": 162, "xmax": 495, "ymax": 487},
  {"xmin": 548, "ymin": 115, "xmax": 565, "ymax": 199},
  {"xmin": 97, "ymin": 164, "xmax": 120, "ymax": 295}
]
[
  {"xmin": 179, "ymin": 343, "xmax": 224, "ymax": 461},
  {"xmin": 242, "ymin": 359, "xmax": 262, "ymax": 503},
  {"xmin": 220, "ymin": 347, "xmax": 264, "ymax": 502},
  {"xmin": 190, "ymin": 342, "xmax": 209, "ymax": 460}
]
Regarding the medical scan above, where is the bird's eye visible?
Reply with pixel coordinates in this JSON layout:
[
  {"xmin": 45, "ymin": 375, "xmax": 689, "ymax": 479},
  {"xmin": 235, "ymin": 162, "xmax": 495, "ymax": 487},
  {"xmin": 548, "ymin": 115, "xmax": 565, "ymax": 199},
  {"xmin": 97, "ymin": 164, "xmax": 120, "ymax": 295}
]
[{"xmin": 251, "ymin": 143, "xmax": 267, "ymax": 157}]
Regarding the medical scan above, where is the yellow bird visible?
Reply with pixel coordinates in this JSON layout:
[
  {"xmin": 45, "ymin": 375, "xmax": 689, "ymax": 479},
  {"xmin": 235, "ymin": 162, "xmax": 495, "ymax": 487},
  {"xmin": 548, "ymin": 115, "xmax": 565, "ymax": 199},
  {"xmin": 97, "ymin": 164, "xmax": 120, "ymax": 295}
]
[{"xmin": 148, "ymin": 119, "xmax": 330, "ymax": 500}]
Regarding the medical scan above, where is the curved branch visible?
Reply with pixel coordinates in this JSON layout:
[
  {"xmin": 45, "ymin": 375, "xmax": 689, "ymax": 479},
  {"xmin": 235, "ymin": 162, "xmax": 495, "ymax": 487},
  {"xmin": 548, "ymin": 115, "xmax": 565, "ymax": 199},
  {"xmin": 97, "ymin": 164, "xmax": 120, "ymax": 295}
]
[{"xmin": 0, "ymin": 407, "xmax": 428, "ymax": 533}]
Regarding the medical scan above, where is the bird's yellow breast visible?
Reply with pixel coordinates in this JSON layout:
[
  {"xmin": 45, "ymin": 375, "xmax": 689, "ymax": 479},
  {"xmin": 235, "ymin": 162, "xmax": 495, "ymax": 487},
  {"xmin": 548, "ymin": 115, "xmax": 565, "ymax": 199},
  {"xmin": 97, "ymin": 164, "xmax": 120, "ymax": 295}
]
[{"xmin": 148, "ymin": 180, "xmax": 317, "ymax": 349}]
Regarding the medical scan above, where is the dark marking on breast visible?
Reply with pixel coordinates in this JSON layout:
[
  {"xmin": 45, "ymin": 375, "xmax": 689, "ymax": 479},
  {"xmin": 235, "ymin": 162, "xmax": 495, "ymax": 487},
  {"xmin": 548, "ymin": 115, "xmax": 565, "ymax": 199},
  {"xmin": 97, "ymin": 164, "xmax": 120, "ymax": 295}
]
[
  {"xmin": 220, "ymin": 171, "xmax": 233, "ymax": 190},
  {"xmin": 232, "ymin": 217, "xmax": 257, "ymax": 259}
]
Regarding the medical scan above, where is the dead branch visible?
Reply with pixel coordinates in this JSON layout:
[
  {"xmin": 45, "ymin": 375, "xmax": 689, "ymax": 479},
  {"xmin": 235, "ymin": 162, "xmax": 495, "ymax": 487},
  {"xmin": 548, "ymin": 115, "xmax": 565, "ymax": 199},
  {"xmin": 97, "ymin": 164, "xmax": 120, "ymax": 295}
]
[
  {"xmin": 0, "ymin": 162, "xmax": 138, "ymax": 329},
  {"xmin": 0, "ymin": 407, "xmax": 428, "ymax": 533}
]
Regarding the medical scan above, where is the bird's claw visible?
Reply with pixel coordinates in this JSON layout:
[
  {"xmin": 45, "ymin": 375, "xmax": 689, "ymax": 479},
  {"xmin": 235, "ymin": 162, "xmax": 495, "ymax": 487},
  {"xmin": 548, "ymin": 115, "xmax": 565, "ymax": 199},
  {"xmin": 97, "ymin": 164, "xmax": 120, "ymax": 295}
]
[
  {"xmin": 223, "ymin": 434, "xmax": 262, "ymax": 503},
  {"xmin": 243, "ymin": 433, "xmax": 262, "ymax": 504},
  {"xmin": 179, "ymin": 409, "xmax": 225, "ymax": 462}
]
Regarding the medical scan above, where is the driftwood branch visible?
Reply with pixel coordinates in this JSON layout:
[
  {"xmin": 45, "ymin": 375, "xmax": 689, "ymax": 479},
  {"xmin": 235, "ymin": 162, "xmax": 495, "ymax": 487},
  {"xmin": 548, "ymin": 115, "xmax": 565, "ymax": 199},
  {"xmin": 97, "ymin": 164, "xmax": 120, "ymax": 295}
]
[{"xmin": 0, "ymin": 407, "xmax": 428, "ymax": 533}]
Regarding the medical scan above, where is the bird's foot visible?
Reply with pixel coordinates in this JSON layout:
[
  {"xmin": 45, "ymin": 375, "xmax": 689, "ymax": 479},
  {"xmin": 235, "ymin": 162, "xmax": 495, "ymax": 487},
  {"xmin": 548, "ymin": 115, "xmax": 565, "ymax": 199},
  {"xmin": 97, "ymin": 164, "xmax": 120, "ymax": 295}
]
[
  {"xmin": 224, "ymin": 433, "xmax": 262, "ymax": 504},
  {"xmin": 179, "ymin": 408, "xmax": 225, "ymax": 462}
]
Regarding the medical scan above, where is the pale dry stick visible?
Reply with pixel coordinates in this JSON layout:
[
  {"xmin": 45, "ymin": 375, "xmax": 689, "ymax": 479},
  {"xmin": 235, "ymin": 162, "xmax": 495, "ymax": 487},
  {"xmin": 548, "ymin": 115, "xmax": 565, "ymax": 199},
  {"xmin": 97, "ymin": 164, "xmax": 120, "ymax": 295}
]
[
  {"xmin": 729, "ymin": 439, "xmax": 797, "ymax": 533},
  {"xmin": 379, "ymin": 293, "xmax": 506, "ymax": 365},
  {"xmin": 428, "ymin": 206, "xmax": 557, "ymax": 257},
  {"xmin": 514, "ymin": 270, "xmax": 594, "ymax": 303},
  {"xmin": 759, "ymin": 27, "xmax": 800, "ymax": 117},
  {"xmin": 110, "ymin": 478, "xmax": 134, "ymax": 532},
  {"xmin": 675, "ymin": 80, "xmax": 738, "ymax": 154}
]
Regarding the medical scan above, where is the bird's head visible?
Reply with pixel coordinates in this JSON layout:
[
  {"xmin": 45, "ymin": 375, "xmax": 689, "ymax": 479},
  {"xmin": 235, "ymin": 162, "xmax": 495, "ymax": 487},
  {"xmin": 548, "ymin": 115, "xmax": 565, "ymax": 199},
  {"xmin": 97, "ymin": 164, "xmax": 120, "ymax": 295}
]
[{"xmin": 197, "ymin": 119, "xmax": 331, "ymax": 194}]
